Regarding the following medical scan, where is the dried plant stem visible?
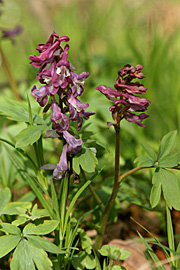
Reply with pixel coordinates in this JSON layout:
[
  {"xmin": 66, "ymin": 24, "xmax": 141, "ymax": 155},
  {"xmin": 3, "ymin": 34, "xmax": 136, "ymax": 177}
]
[{"xmin": 0, "ymin": 46, "xmax": 21, "ymax": 101}]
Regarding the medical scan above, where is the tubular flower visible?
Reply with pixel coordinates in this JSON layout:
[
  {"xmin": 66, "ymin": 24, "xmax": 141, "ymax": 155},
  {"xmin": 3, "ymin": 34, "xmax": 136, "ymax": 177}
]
[
  {"xmin": 53, "ymin": 144, "xmax": 68, "ymax": 180},
  {"xmin": 96, "ymin": 64, "xmax": 150, "ymax": 127},
  {"xmin": 29, "ymin": 32, "xmax": 95, "ymax": 180}
]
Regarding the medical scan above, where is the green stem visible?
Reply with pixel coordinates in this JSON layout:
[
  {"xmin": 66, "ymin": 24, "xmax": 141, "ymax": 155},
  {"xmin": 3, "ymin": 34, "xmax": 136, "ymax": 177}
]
[
  {"xmin": 94, "ymin": 124, "xmax": 120, "ymax": 251},
  {"xmin": 80, "ymin": 167, "xmax": 105, "ymax": 212},
  {"xmin": 119, "ymin": 166, "xmax": 151, "ymax": 183}
]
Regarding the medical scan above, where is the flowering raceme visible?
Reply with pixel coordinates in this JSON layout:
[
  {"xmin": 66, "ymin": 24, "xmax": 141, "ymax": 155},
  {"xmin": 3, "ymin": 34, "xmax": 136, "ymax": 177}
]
[
  {"xmin": 29, "ymin": 32, "xmax": 95, "ymax": 180},
  {"xmin": 96, "ymin": 64, "xmax": 150, "ymax": 127}
]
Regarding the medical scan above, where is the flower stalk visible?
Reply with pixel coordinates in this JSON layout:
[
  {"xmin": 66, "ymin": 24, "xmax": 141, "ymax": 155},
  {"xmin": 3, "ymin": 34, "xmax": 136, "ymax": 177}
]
[{"xmin": 94, "ymin": 121, "xmax": 120, "ymax": 251}]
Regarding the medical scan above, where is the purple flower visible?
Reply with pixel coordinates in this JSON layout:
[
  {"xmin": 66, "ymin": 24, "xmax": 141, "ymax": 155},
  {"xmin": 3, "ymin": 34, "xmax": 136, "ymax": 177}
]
[
  {"xmin": 63, "ymin": 131, "xmax": 82, "ymax": 154},
  {"xmin": 52, "ymin": 45, "xmax": 71, "ymax": 90},
  {"xmin": 124, "ymin": 112, "xmax": 149, "ymax": 127},
  {"xmin": 29, "ymin": 33, "xmax": 69, "ymax": 68},
  {"xmin": 96, "ymin": 64, "xmax": 150, "ymax": 127},
  {"xmin": 68, "ymin": 94, "xmax": 89, "ymax": 121},
  {"xmin": 51, "ymin": 100, "xmax": 70, "ymax": 132},
  {"xmin": 53, "ymin": 144, "xmax": 68, "ymax": 180},
  {"xmin": 76, "ymin": 110, "xmax": 95, "ymax": 131},
  {"xmin": 31, "ymin": 85, "xmax": 49, "ymax": 107},
  {"xmin": 71, "ymin": 71, "xmax": 89, "ymax": 97},
  {"xmin": 118, "ymin": 64, "xmax": 145, "ymax": 79},
  {"xmin": 2, "ymin": 25, "xmax": 22, "ymax": 44}
]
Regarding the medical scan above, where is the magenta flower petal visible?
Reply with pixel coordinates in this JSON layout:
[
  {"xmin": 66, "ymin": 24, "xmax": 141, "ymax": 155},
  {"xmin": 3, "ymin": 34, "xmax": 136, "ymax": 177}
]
[
  {"xmin": 53, "ymin": 144, "xmax": 68, "ymax": 180},
  {"xmin": 51, "ymin": 101, "xmax": 70, "ymax": 132},
  {"xmin": 63, "ymin": 131, "xmax": 82, "ymax": 154}
]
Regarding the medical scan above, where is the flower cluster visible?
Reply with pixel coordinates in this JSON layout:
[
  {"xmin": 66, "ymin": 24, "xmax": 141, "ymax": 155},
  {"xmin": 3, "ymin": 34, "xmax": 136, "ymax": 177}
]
[
  {"xmin": 96, "ymin": 64, "xmax": 150, "ymax": 127},
  {"xmin": 29, "ymin": 32, "xmax": 94, "ymax": 180}
]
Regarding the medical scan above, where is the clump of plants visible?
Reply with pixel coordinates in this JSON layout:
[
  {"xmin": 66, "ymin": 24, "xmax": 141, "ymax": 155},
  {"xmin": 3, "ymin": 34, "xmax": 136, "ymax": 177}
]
[{"xmin": 0, "ymin": 31, "xmax": 180, "ymax": 270}]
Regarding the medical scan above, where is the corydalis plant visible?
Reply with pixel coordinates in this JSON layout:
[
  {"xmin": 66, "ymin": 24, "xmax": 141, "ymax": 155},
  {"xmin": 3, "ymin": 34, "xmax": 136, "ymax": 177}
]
[
  {"xmin": 94, "ymin": 64, "xmax": 150, "ymax": 251},
  {"xmin": 29, "ymin": 32, "xmax": 94, "ymax": 180},
  {"xmin": 96, "ymin": 64, "xmax": 150, "ymax": 127}
]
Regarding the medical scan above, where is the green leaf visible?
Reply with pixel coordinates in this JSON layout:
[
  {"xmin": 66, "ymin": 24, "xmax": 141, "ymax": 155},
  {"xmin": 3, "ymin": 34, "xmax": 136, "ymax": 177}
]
[
  {"xmin": 23, "ymin": 220, "xmax": 59, "ymax": 235},
  {"xmin": 134, "ymin": 156, "xmax": 154, "ymax": 167},
  {"xmin": 119, "ymin": 249, "xmax": 131, "ymax": 260},
  {"xmin": 63, "ymin": 180, "xmax": 91, "ymax": 237},
  {"xmin": 28, "ymin": 241, "xmax": 53, "ymax": 270},
  {"xmin": 10, "ymin": 239, "xmax": 35, "ymax": 270},
  {"xmin": 0, "ymin": 223, "xmax": 21, "ymax": 235},
  {"xmin": 26, "ymin": 235, "xmax": 66, "ymax": 254},
  {"xmin": 0, "ymin": 187, "xmax": 11, "ymax": 215},
  {"xmin": 31, "ymin": 204, "xmax": 50, "ymax": 220},
  {"xmin": 158, "ymin": 152, "xmax": 180, "ymax": 168},
  {"xmin": 0, "ymin": 98, "xmax": 45, "ymax": 125},
  {"xmin": 150, "ymin": 184, "xmax": 161, "ymax": 208},
  {"xmin": 0, "ymin": 99, "xmax": 30, "ymax": 122},
  {"xmin": 79, "ymin": 229, "xmax": 93, "ymax": 254},
  {"xmin": 15, "ymin": 125, "xmax": 46, "ymax": 148},
  {"xmin": 166, "ymin": 205, "xmax": 175, "ymax": 267},
  {"xmin": 158, "ymin": 130, "xmax": 177, "ymax": 159},
  {"xmin": 139, "ymin": 141, "xmax": 157, "ymax": 161},
  {"xmin": 1, "ymin": 201, "xmax": 32, "ymax": 215},
  {"xmin": 0, "ymin": 235, "xmax": 21, "ymax": 258},
  {"xmin": 98, "ymin": 245, "xmax": 111, "ymax": 257},
  {"xmin": 73, "ymin": 145, "xmax": 98, "ymax": 174},
  {"xmin": 152, "ymin": 168, "xmax": 180, "ymax": 210},
  {"xmin": 72, "ymin": 252, "xmax": 96, "ymax": 270},
  {"xmin": 137, "ymin": 232, "xmax": 166, "ymax": 270},
  {"xmin": 12, "ymin": 216, "xmax": 28, "ymax": 226}
]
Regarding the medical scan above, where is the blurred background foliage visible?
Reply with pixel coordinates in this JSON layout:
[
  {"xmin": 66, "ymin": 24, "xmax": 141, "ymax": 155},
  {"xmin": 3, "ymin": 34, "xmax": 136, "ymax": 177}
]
[{"xmin": 0, "ymin": 0, "xmax": 180, "ymax": 212}]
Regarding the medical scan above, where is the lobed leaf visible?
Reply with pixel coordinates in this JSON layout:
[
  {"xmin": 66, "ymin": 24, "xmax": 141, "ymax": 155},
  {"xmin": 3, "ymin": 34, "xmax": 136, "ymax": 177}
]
[
  {"xmin": 152, "ymin": 168, "xmax": 180, "ymax": 210},
  {"xmin": 73, "ymin": 145, "xmax": 98, "ymax": 174},
  {"xmin": 10, "ymin": 239, "xmax": 35, "ymax": 270},
  {"xmin": 158, "ymin": 152, "xmax": 180, "ymax": 168},
  {"xmin": 134, "ymin": 156, "xmax": 154, "ymax": 167},
  {"xmin": 158, "ymin": 130, "xmax": 177, "ymax": 159},
  {"xmin": 23, "ymin": 220, "xmax": 59, "ymax": 235},
  {"xmin": 0, "ymin": 222, "xmax": 21, "ymax": 235},
  {"xmin": 139, "ymin": 140, "xmax": 157, "ymax": 161},
  {"xmin": 0, "ymin": 235, "xmax": 21, "ymax": 259},
  {"xmin": 15, "ymin": 125, "xmax": 47, "ymax": 148},
  {"xmin": 26, "ymin": 235, "xmax": 66, "ymax": 254},
  {"xmin": 0, "ymin": 187, "xmax": 11, "ymax": 215},
  {"xmin": 1, "ymin": 201, "xmax": 32, "ymax": 215},
  {"xmin": 150, "ymin": 184, "xmax": 161, "ymax": 208}
]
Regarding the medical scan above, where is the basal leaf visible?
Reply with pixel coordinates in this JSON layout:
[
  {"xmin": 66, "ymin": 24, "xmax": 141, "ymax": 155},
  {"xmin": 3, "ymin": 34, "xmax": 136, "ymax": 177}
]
[
  {"xmin": 10, "ymin": 239, "xmax": 35, "ymax": 270},
  {"xmin": 2, "ymin": 201, "xmax": 32, "ymax": 215},
  {"xmin": 158, "ymin": 130, "xmax": 177, "ymax": 159},
  {"xmin": 12, "ymin": 217, "xmax": 28, "ymax": 227},
  {"xmin": 73, "ymin": 145, "xmax": 98, "ymax": 174},
  {"xmin": 23, "ymin": 220, "xmax": 59, "ymax": 235},
  {"xmin": 139, "ymin": 141, "xmax": 157, "ymax": 161},
  {"xmin": 0, "ymin": 187, "xmax": 11, "ymax": 215},
  {"xmin": 0, "ymin": 101, "xmax": 29, "ymax": 122},
  {"xmin": 0, "ymin": 98, "xmax": 45, "ymax": 125},
  {"xmin": 134, "ymin": 156, "xmax": 154, "ymax": 167},
  {"xmin": 0, "ymin": 223, "xmax": 21, "ymax": 235},
  {"xmin": 158, "ymin": 152, "xmax": 180, "ymax": 168},
  {"xmin": 26, "ymin": 235, "xmax": 66, "ymax": 254},
  {"xmin": 150, "ymin": 184, "xmax": 161, "ymax": 208},
  {"xmin": 28, "ymin": 241, "xmax": 53, "ymax": 270},
  {"xmin": 0, "ymin": 235, "xmax": 20, "ymax": 258},
  {"xmin": 15, "ymin": 125, "xmax": 46, "ymax": 148}
]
